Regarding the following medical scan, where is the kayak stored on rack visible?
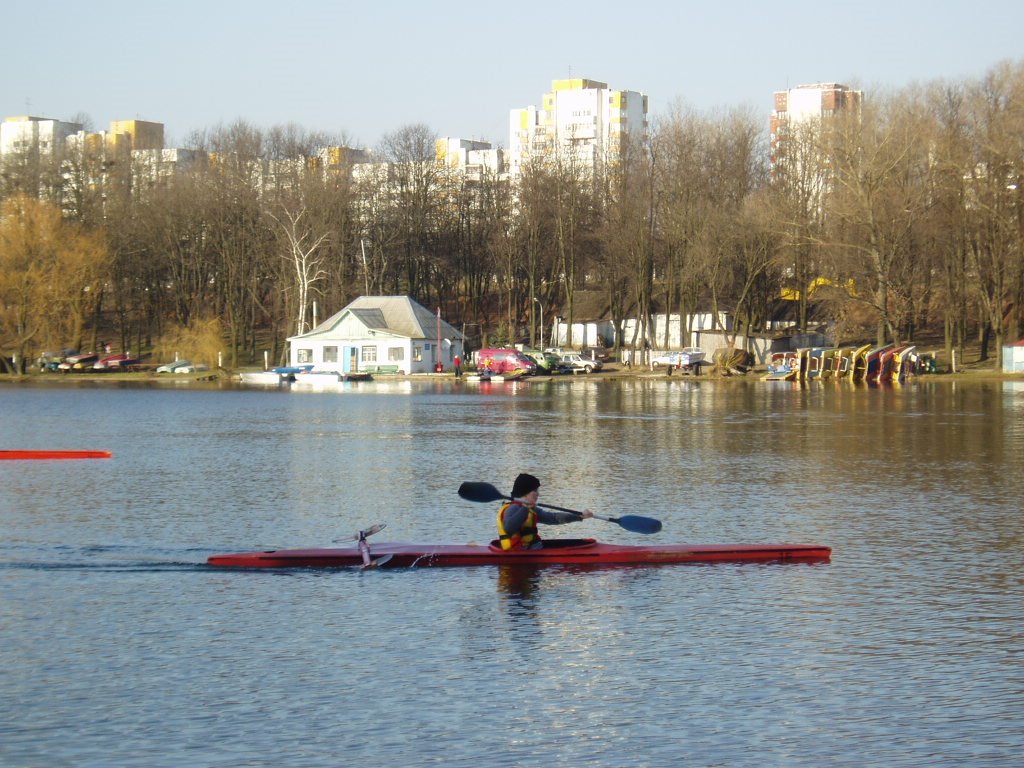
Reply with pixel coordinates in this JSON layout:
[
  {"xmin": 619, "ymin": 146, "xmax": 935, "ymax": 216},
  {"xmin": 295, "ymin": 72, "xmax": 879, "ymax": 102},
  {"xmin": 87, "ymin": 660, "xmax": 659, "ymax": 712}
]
[{"xmin": 207, "ymin": 537, "xmax": 831, "ymax": 569}]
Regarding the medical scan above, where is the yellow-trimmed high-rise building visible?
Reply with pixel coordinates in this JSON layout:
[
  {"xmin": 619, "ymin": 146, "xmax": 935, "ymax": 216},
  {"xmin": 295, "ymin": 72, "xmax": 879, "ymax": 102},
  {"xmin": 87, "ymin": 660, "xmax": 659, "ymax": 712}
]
[
  {"xmin": 109, "ymin": 120, "xmax": 164, "ymax": 151},
  {"xmin": 508, "ymin": 78, "xmax": 648, "ymax": 177}
]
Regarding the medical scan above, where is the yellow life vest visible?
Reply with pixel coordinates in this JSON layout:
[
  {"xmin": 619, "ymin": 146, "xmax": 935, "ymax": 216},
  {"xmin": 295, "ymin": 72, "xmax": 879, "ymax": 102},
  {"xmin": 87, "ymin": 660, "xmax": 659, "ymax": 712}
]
[{"xmin": 497, "ymin": 501, "xmax": 539, "ymax": 550}]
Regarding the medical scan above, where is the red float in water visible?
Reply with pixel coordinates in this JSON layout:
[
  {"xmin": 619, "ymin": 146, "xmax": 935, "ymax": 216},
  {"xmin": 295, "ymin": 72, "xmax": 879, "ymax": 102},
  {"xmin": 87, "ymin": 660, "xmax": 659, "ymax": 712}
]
[{"xmin": 0, "ymin": 450, "xmax": 113, "ymax": 460}]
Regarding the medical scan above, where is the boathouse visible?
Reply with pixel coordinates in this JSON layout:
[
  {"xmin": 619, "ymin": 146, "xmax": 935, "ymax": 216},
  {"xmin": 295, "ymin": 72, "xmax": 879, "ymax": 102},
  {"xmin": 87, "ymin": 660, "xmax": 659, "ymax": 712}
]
[{"xmin": 287, "ymin": 296, "xmax": 465, "ymax": 375}]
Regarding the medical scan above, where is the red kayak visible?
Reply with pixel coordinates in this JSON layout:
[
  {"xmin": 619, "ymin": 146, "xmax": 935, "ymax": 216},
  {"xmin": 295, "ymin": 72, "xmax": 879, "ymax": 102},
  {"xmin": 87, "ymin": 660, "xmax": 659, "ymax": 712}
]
[
  {"xmin": 0, "ymin": 450, "xmax": 112, "ymax": 460},
  {"xmin": 208, "ymin": 538, "xmax": 831, "ymax": 568}
]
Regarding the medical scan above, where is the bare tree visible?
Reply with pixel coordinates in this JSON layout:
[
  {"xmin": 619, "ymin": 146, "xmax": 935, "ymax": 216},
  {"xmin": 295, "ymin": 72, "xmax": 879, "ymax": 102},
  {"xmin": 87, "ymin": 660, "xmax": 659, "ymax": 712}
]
[
  {"xmin": 823, "ymin": 93, "xmax": 933, "ymax": 345},
  {"xmin": 601, "ymin": 132, "xmax": 657, "ymax": 357},
  {"xmin": 512, "ymin": 155, "xmax": 560, "ymax": 345},
  {"xmin": 269, "ymin": 204, "xmax": 330, "ymax": 335},
  {"xmin": 654, "ymin": 107, "xmax": 716, "ymax": 348},
  {"xmin": 769, "ymin": 116, "xmax": 830, "ymax": 330},
  {"xmin": 961, "ymin": 61, "xmax": 1024, "ymax": 366},
  {"xmin": 550, "ymin": 130, "xmax": 597, "ymax": 342},
  {"xmin": 924, "ymin": 82, "xmax": 973, "ymax": 367},
  {"xmin": 376, "ymin": 123, "xmax": 439, "ymax": 298}
]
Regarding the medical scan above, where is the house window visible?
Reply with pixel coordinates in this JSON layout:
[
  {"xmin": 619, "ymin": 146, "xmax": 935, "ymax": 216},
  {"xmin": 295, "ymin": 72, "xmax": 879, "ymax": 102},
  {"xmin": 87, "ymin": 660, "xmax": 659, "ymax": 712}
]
[
  {"xmin": 388, "ymin": 347, "xmax": 405, "ymax": 361},
  {"xmin": 323, "ymin": 346, "xmax": 338, "ymax": 363},
  {"xmin": 297, "ymin": 349, "xmax": 313, "ymax": 363},
  {"xmin": 413, "ymin": 346, "xmax": 422, "ymax": 362},
  {"xmin": 361, "ymin": 346, "xmax": 377, "ymax": 362}
]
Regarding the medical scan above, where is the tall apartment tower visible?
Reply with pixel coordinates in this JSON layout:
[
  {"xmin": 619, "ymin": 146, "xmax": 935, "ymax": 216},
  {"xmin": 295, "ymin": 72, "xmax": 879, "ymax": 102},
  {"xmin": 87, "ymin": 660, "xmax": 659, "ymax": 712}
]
[
  {"xmin": 770, "ymin": 82, "xmax": 862, "ymax": 168},
  {"xmin": 508, "ymin": 78, "xmax": 648, "ymax": 177}
]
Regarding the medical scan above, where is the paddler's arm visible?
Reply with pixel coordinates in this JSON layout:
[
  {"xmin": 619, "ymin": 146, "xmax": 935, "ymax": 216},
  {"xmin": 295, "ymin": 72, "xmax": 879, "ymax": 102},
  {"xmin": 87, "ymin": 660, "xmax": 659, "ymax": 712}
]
[
  {"xmin": 536, "ymin": 508, "xmax": 594, "ymax": 525},
  {"xmin": 502, "ymin": 503, "xmax": 529, "ymax": 534}
]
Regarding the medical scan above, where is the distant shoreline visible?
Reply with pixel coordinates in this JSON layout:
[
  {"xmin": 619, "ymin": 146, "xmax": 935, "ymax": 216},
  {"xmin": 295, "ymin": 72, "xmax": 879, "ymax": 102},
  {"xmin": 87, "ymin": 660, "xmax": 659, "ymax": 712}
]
[{"xmin": 2, "ymin": 365, "xmax": 1021, "ymax": 387}]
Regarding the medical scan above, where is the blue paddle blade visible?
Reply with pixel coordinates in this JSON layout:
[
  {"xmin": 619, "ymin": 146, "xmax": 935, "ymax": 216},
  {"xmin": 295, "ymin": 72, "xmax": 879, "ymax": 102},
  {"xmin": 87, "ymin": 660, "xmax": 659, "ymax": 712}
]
[{"xmin": 614, "ymin": 515, "xmax": 663, "ymax": 534}]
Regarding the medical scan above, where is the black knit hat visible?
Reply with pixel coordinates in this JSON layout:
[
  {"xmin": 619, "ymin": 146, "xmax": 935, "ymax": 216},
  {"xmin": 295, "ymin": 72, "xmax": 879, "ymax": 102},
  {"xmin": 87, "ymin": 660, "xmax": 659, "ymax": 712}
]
[{"xmin": 511, "ymin": 473, "xmax": 540, "ymax": 498}]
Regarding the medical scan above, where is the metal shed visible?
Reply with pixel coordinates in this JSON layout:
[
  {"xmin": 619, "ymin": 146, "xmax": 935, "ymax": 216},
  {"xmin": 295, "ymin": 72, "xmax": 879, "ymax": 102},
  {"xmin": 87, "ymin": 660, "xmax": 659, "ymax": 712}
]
[{"xmin": 1003, "ymin": 340, "xmax": 1024, "ymax": 373}]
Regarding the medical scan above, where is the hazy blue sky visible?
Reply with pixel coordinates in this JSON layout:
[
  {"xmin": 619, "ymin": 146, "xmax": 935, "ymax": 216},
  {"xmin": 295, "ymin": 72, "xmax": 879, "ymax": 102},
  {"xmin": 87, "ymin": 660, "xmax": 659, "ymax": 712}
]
[{"xmin": 4, "ymin": 0, "xmax": 1022, "ymax": 149}]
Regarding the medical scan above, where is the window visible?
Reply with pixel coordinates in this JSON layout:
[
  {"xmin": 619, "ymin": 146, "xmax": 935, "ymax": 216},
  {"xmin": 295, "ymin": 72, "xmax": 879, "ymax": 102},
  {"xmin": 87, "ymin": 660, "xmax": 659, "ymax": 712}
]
[
  {"xmin": 388, "ymin": 347, "xmax": 405, "ymax": 361},
  {"xmin": 323, "ymin": 346, "xmax": 338, "ymax": 363},
  {"xmin": 297, "ymin": 349, "xmax": 313, "ymax": 363},
  {"xmin": 361, "ymin": 346, "xmax": 377, "ymax": 362},
  {"xmin": 412, "ymin": 346, "xmax": 422, "ymax": 362}
]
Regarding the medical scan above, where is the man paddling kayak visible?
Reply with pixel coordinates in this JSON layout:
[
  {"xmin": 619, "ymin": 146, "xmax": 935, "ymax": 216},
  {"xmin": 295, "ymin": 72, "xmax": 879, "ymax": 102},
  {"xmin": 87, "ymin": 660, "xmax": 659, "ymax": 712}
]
[{"xmin": 497, "ymin": 473, "xmax": 593, "ymax": 550}]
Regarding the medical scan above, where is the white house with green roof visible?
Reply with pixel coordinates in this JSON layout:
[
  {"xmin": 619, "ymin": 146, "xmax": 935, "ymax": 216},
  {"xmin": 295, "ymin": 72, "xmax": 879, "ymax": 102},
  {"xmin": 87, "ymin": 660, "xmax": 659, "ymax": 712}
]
[{"xmin": 287, "ymin": 296, "xmax": 465, "ymax": 375}]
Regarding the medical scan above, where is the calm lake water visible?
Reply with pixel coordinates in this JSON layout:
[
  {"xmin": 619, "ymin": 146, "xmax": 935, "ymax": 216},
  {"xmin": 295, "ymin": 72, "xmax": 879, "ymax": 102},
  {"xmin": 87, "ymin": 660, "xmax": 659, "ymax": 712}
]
[{"xmin": 1, "ymin": 377, "xmax": 1022, "ymax": 767}]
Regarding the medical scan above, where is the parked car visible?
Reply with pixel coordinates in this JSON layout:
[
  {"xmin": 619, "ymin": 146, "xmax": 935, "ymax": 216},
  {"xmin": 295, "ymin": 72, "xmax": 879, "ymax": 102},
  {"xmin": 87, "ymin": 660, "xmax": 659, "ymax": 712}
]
[
  {"xmin": 651, "ymin": 348, "xmax": 707, "ymax": 369},
  {"xmin": 523, "ymin": 350, "xmax": 569, "ymax": 374},
  {"xmin": 475, "ymin": 348, "xmax": 537, "ymax": 376},
  {"xmin": 560, "ymin": 353, "xmax": 603, "ymax": 374}
]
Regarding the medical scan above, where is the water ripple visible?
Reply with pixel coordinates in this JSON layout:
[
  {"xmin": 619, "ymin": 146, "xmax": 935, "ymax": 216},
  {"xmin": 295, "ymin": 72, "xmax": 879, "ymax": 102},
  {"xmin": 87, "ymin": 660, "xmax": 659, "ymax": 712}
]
[{"xmin": 1, "ymin": 382, "xmax": 1021, "ymax": 767}]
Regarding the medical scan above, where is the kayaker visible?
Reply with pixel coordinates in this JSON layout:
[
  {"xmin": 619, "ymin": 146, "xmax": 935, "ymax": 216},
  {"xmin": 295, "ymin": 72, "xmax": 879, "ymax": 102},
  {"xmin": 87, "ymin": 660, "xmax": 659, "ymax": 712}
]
[{"xmin": 497, "ymin": 473, "xmax": 593, "ymax": 550}]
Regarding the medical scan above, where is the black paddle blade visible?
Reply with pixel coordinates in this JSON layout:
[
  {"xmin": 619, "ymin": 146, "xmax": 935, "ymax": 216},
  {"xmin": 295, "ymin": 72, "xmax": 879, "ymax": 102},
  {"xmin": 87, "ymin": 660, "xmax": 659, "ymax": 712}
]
[
  {"xmin": 458, "ymin": 482, "xmax": 506, "ymax": 503},
  {"xmin": 614, "ymin": 515, "xmax": 663, "ymax": 535}
]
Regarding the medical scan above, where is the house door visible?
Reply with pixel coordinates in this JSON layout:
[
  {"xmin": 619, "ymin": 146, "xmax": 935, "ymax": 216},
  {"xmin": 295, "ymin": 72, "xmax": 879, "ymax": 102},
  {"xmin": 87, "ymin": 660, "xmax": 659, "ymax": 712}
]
[{"xmin": 345, "ymin": 347, "xmax": 358, "ymax": 373}]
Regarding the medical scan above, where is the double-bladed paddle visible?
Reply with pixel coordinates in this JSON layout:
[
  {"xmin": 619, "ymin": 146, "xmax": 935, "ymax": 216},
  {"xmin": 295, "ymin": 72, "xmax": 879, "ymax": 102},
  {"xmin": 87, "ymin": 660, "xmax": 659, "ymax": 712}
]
[{"xmin": 458, "ymin": 481, "xmax": 662, "ymax": 534}]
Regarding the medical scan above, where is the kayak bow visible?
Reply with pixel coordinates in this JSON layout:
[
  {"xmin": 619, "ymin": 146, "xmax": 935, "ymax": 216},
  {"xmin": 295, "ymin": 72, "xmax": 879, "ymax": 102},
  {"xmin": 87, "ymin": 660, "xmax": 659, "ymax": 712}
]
[{"xmin": 208, "ymin": 538, "xmax": 832, "ymax": 568}]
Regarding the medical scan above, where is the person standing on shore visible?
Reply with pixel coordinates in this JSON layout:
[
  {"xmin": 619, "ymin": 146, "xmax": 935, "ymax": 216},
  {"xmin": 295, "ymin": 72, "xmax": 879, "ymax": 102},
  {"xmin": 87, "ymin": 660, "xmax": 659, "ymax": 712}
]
[{"xmin": 453, "ymin": 354, "xmax": 462, "ymax": 378}]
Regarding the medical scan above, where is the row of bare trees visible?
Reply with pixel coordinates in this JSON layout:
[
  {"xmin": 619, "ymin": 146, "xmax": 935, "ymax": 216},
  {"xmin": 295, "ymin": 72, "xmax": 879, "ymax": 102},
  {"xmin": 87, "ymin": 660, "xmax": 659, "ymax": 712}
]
[
  {"xmin": 774, "ymin": 61, "xmax": 1024, "ymax": 367},
  {"xmin": 2, "ymin": 60, "xmax": 1022, "ymax": 372}
]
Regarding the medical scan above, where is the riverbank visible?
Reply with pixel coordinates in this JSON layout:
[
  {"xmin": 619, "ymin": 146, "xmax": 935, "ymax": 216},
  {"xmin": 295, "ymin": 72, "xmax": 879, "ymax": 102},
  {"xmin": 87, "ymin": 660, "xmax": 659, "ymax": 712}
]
[
  {"xmin": 3, "ymin": 360, "xmax": 1022, "ymax": 387},
  {"xmin": 6, "ymin": 333, "xmax": 1022, "ymax": 385}
]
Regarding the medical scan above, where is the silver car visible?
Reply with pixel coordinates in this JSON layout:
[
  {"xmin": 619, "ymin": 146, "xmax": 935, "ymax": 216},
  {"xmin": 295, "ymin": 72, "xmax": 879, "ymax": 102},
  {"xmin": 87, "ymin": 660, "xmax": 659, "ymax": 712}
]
[{"xmin": 559, "ymin": 353, "xmax": 602, "ymax": 373}]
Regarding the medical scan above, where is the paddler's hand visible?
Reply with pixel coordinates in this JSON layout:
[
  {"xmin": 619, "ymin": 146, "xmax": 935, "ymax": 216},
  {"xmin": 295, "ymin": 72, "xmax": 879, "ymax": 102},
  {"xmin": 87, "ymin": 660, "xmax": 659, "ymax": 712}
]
[{"xmin": 581, "ymin": 509, "xmax": 594, "ymax": 519}]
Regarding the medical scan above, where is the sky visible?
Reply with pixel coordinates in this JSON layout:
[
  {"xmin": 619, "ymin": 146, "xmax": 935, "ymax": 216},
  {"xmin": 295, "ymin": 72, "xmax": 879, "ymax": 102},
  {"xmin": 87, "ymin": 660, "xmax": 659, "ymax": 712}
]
[{"xmin": 4, "ymin": 0, "xmax": 1023, "ymax": 150}]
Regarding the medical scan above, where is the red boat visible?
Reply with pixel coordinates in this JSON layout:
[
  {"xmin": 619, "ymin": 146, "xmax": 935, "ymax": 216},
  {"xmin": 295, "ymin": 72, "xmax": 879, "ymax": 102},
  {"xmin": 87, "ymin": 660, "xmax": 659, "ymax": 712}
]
[
  {"xmin": 207, "ymin": 538, "xmax": 831, "ymax": 568},
  {"xmin": 93, "ymin": 353, "xmax": 141, "ymax": 371}
]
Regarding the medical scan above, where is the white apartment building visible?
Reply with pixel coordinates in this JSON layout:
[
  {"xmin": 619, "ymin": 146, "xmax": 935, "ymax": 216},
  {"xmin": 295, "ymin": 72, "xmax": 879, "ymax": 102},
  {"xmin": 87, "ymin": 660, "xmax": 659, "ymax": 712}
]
[
  {"xmin": 508, "ymin": 78, "xmax": 648, "ymax": 177},
  {"xmin": 436, "ymin": 137, "xmax": 505, "ymax": 182},
  {"xmin": 131, "ymin": 148, "xmax": 207, "ymax": 189},
  {"xmin": 770, "ymin": 82, "xmax": 862, "ymax": 168},
  {"xmin": 0, "ymin": 115, "xmax": 83, "ymax": 159}
]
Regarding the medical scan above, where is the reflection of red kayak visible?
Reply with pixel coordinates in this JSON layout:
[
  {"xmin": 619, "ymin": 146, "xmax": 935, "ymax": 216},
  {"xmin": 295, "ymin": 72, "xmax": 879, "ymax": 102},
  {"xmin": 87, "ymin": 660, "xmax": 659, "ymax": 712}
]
[
  {"xmin": 0, "ymin": 450, "xmax": 112, "ymax": 460},
  {"xmin": 208, "ymin": 538, "xmax": 831, "ymax": 568}
]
